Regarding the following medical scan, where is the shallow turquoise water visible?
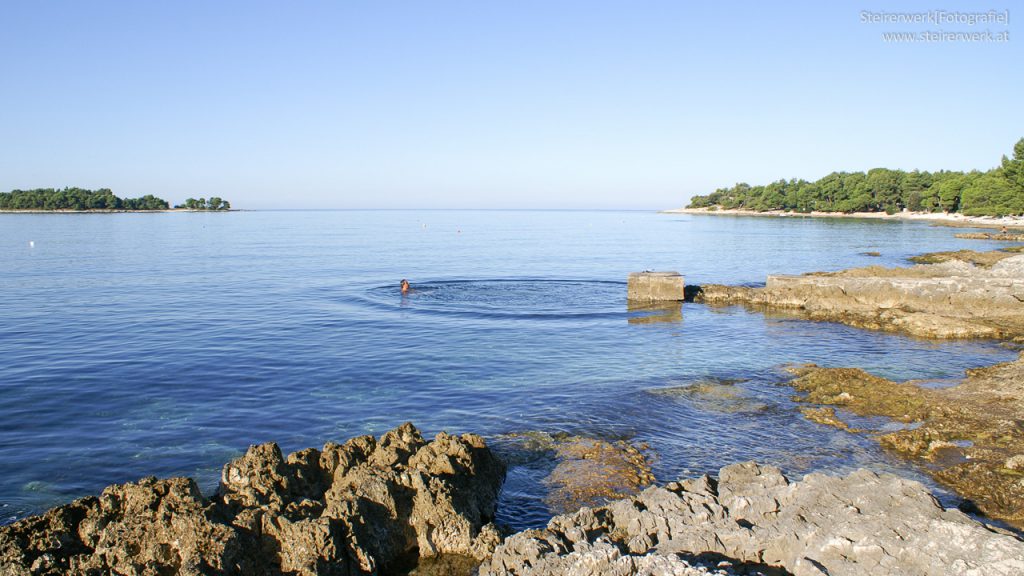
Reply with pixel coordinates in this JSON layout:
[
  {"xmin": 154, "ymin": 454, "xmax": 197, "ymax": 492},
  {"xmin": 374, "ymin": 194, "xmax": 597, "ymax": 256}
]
[{"xmin": 0, "ymin": 210, "xmax": 1016, "ymax": 528}]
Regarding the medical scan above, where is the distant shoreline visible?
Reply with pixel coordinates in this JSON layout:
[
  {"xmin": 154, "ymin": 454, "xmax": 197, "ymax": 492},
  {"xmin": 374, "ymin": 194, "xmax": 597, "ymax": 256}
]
[
  {"xmin": 0, "ymin": 209, "xmax": 238, "ymax": 214},
  {"xmin": 661, "ymin": 206, "xmax": 1024, "ymax": 230}
]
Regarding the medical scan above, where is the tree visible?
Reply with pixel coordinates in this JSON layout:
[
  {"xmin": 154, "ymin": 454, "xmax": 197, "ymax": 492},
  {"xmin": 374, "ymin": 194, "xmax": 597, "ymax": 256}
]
[
  {"xmin": 0, "ymin": 188, "xmax": 167, "ymax": 211},
  {"xmin": 174, "ymin": 196, "xmax": 231, "ymax": 210},
  {"xmin": 961, "ymin": 171, "xmax": 1024, "ymax": 216},
  {"xmin": 1000, "ymin": 138, "xmax": 1024, "ymax": 193},
  {"xmin": 684, "ymin": 137, "xmax": 1023, "ymax": 217}
]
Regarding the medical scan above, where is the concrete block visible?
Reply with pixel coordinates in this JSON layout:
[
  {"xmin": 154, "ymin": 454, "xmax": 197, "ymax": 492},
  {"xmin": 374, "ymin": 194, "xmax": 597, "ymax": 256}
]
[{"xmin": 627, "ymin": 271, "xmax": 685, "ymax": 301}]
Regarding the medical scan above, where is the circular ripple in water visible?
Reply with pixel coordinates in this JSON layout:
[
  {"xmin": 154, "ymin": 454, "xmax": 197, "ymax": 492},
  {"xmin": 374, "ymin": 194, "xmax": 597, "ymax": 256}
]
[{"xmin": 363, "ymin": 279, "xmax": 629, "ymax": 321}]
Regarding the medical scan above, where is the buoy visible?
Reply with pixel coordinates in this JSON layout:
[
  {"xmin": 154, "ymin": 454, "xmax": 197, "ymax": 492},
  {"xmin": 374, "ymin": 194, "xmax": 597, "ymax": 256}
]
[{"xmin": 28, "ymin": 241, "xmax": 34, "ymax": 248}]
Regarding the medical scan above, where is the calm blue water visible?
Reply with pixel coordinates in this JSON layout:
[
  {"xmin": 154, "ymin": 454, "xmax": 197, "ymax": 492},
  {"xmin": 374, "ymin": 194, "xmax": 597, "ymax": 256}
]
[{"xmin": 0, "ymin": 210, "xmax": 1017, "ymax": 529}]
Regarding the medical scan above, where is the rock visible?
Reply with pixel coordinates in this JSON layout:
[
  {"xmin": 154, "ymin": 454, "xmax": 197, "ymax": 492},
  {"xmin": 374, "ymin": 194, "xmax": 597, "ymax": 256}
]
[
  {"xmin": 786, "ymin": 354, "xmax": 1024, "ymax": 528},
  {"xmin": 691, "ymin": 252, "xmax": 1024, "ymax": 339},
  {"xmin": 955, "ymin": 232, "xmax": 1024, "ymax": 241},
  {"xmin": 0, "ymin": 423, "xmax": 505, "ymax": 575},
  {"xmin": 480, "ymin": 463, "xmax": 1024, "ymax": 576},
  {"xmin": 0, "ymin": 477, "xmax": 249, "ymax": 576},
  {"xmin": 907, "ymin": 249, "xmax": 1014, "ymax": 268}
]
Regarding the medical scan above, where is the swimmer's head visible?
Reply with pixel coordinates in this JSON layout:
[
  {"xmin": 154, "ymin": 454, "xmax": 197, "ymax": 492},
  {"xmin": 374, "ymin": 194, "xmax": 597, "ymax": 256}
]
[{"xmin": 401, "ymin": 279, "xmax": 410, "ymax": 293}]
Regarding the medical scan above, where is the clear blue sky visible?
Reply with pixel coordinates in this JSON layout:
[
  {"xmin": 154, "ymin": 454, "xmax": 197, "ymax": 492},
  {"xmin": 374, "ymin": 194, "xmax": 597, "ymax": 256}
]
[{"xmin": 1, "ymin": 1, "xmax": 1020, "ymax": 209}]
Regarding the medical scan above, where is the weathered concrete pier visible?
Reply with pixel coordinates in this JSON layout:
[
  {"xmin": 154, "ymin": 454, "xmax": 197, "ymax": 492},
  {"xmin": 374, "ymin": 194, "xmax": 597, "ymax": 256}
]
[{"xmin": 627, "ymin": 271, "xmax": 685, "ymax": 301}]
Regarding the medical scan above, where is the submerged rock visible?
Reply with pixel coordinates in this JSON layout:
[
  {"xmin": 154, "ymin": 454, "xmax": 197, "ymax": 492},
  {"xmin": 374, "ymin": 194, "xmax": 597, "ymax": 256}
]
[
  {"xmin": 497, "ymin": 432, "xmax": 655, "ymax": 515},
  {"xmin": 480, "ymin": 462, "xmax": 1024, "ymax": 576},
  {"xmin": 647, "ymin": 378, "xmax": 768, "ymax": 414},
  {"xmin": 545, "ymin": 437, "xmax": 655, "ymax": 515},
  {"xmin": 0, "ymin": 423, "xmax": 505, "ymax": 575},
  {"xmin": 495, "ymin": 428, "xmax": 655, "ymax": 512}
]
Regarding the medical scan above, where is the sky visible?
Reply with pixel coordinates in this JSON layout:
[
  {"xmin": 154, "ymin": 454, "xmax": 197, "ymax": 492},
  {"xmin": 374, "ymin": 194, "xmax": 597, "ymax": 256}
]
[{"xmin": 0, "ymin": 1, "xmax": 1020, "ymax": 209}]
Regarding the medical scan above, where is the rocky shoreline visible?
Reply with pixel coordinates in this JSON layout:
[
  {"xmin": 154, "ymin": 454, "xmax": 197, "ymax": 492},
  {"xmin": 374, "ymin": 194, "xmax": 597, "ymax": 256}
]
[
  {"xmin": 4, "ymin": 425, "xmax": 1023, "ymax": 575},
  {"xmin": 688, "ymin": 248, "xmax": 1024, "ymax": 530},
  {"xmin": 482, "ymin": 462, "xmax": 1024, "ymax": 576},
  {"xmin": 691, "ymin": 249, "xmax": 1024, "ymax": 340},
  {"xmin": 955, "ymin": 232, "xmax": 1024, "ymax": 241},
  {"xmin": 787, "ymin": 356, "xmax": 1024, "ymax": 528}
]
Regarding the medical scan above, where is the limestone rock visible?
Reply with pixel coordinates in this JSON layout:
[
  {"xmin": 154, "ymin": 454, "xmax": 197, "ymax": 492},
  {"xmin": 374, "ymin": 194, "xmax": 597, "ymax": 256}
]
[
  {"xmin": 0, "ymin": 476, "xmax": 247, "ymax": 576},
  {"xmin": 480, "ymin": 463, "xmax": 1024, "ymax": 576},
  {"xmin": 692, "ymin": 253, "xmax": 1024, "ymax": 339},
  {"xmin": 0, "ymin": 423, "xmax": 505, "ymax": 575}
]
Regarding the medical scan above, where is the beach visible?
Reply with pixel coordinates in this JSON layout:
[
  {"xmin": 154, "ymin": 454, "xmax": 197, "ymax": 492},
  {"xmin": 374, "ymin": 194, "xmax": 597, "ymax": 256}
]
[{"xmin": 663, "ymin": 207, "xmax": 1024, "ymax": 229}]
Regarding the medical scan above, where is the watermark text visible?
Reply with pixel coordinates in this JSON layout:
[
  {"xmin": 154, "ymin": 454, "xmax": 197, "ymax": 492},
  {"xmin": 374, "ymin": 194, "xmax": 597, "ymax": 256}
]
[{"xmin": 861, "ymin": 9, "xmax": 1010, "ymax": 43}]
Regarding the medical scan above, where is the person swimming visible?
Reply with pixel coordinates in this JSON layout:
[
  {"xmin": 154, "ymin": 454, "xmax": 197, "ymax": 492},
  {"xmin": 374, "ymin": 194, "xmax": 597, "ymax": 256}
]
[{"xmin": 400, "ymin": 279, "xmax": 410, "ymax": 294}]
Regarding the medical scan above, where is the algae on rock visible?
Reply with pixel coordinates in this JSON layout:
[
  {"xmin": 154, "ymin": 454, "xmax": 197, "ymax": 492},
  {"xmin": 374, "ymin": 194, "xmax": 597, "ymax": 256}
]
[
  {"xmin": 497, "ymin": 431, "xmax": 655, "ymax": 515},
  {"xmin": 787, "ymin": 354, "xmax": 1024, "ymax": 528}
]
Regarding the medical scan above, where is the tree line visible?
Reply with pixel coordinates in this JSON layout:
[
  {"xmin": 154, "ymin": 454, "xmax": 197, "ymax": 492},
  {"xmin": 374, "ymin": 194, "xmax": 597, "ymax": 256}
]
[
  {"xmin": 0, "ymin": 188, "xmax": 234, "ymax": 211},
  {"xmin": 0, "ymin": 188, "xmax": 169, "ymax": 211},
  {"xmin": 688, "ymin": 138, "xmax": 1024, "ymax": 217},
  {"xmin": 175, "ymin": 197, "xmax": 231, "ymax": 210}
]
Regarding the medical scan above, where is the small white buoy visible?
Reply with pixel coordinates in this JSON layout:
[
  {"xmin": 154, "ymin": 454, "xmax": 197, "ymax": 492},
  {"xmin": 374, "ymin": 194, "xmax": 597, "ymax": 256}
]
[{"xmin": 28, "ymin": 241, "xmax": 34, "ymax": 248}]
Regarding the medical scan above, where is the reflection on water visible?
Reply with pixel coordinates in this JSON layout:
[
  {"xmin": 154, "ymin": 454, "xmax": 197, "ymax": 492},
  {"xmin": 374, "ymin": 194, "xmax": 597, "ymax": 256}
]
[{"xmin": 627, "ymin": 301, "xmax": 683, "ymax": 324}]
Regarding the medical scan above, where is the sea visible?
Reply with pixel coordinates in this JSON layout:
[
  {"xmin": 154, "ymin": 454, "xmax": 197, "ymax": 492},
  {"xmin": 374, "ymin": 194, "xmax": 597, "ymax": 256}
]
[{"xmin": 0, "ymin": 210, "xmax": 1017, "ymax": 529}]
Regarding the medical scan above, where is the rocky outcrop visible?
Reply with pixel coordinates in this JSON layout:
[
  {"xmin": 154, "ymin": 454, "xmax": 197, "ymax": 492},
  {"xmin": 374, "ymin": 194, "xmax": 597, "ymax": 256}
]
[
  {"xmin": 955, "ymin": 232, "xmax": 1024, "ymax": 241},
  {"xmin": 907, "ymin": 249, "xmax": 1016, "ymax": 267},
  {"xmin": 480, "ymin": 462, "xmax": 1024, "ymax": 576},
  {"xmin": 692, "ymin": 252, "xmax": 1024, "ymax": 339},
  {"xmin": 787, "ymin": 353, "xmax": 1024, "ymax": 529},
  {"xmin": 0, "ymin": 423, "xmax": 505, "ymax": 575},
  {"xmin": 0, "ymin": 477, "xmax": 248, "ymax": 576}
]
